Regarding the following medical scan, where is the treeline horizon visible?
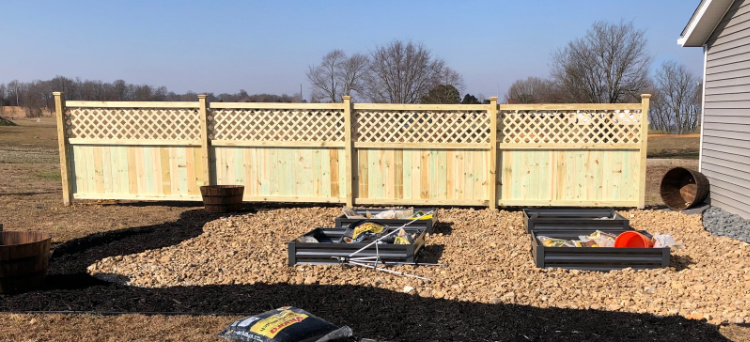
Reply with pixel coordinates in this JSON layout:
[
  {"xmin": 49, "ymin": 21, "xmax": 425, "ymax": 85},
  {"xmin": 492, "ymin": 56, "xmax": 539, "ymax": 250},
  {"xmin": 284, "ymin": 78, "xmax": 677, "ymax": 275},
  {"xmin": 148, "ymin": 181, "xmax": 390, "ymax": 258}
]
[{"xmin": 0, "ymin": 76, "xmax": 304, "ymax": 116}]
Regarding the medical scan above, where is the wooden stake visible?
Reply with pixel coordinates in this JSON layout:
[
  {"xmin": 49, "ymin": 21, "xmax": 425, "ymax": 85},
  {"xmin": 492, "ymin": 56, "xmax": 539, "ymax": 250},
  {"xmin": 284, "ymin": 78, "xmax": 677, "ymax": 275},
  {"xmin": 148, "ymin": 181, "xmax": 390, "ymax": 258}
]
[
  {"xmin": 198, "ymin": 94, "xmax": 212, "ymax": 185},
  {"xmin": 488, "ymin": 97, "xmax": 498, "ymax": 210},
  {"xmin": 54, "ymin": 92, "xmax": 73, "ymax": 206},
  {"xmin": 343, "ymin": 95, "xmax": 354, "ymax": 207},
  {"xmin": 638, "ymin": 94, "xmax": 651, "ymax": 209}
]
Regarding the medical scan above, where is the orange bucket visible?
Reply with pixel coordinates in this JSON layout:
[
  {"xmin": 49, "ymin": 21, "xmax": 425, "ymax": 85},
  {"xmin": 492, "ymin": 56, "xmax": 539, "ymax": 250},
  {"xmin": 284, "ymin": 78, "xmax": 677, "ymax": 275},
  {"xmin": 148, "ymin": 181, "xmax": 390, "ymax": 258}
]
[{"xmin": 614, "ymin": 231, "xmax": 653, "ymax": 248}]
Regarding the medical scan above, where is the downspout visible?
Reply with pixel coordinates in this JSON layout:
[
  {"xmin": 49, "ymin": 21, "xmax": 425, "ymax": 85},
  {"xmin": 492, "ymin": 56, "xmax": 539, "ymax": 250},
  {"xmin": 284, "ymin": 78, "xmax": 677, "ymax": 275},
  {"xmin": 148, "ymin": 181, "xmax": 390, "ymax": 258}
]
[{"xmin": 698, "ymin": 44, "xmax": 707, "ymax": 173}]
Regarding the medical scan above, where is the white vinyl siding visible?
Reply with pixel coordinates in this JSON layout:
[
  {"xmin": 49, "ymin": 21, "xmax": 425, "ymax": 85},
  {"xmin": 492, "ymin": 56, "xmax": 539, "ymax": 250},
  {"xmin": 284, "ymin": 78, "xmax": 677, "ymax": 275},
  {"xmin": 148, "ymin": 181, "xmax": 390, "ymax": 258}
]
[{"xmin": 703, "ymin": 0, "xmax": 750, "ymax": 219}]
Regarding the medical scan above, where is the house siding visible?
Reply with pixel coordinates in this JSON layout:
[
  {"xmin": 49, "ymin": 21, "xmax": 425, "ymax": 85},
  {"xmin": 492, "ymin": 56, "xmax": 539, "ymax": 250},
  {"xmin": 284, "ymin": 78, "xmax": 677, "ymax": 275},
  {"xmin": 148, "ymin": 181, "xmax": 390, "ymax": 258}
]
[{"xmin": 704, "ymin": 0, "xmax": 750, "ymax": 219}]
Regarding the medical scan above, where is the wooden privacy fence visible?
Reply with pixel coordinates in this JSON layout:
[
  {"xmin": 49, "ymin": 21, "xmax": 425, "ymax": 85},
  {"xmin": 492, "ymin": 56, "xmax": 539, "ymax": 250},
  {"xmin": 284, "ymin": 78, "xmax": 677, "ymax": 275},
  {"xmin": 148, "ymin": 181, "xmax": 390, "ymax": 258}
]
[{"xmin": 53, "ymin": 92, "xmax": 651, "ymax": 209}]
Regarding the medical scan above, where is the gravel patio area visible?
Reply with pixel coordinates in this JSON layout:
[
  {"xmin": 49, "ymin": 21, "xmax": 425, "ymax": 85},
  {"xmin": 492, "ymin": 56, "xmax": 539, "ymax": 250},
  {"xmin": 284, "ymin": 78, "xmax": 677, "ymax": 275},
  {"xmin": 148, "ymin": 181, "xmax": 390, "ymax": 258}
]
[{"xmin": 86, "ymin": 207, "xmax": 750, "ymax": 326}]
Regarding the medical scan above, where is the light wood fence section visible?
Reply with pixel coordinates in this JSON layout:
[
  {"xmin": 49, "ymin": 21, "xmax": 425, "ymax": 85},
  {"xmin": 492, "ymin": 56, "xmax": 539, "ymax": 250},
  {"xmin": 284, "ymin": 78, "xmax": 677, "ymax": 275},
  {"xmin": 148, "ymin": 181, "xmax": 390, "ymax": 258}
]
[{"xmin": 54, "ymin": 93, "xmax": 650, "ymax": 208}]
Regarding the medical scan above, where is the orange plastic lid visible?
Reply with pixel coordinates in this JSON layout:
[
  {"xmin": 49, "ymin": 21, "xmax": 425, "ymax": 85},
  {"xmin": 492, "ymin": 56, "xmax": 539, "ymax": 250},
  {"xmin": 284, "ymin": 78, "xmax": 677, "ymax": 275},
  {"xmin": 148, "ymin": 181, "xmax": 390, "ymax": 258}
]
[{"xmin": 614, "ymin": 231, "xmax": 654, "ymax": 248}]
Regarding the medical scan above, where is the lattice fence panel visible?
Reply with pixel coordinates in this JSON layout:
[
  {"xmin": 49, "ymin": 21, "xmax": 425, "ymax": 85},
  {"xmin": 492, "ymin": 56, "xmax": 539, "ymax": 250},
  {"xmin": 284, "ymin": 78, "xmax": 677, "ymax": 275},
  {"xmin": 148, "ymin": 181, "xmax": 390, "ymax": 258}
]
[
  {"xmin": 355, "ymin": 110, "xmax": 491, "ymax": 144},
  {"xmin": 211, "ymin": 109, "xmax": 345, "ymax": 142},
  {"xmin": 66, "ymin": 108, "xmax": 201, "ymax": 140},
  {"xmin": 499, "ymin": 110, "xmax": 642, "ymax": 144}
]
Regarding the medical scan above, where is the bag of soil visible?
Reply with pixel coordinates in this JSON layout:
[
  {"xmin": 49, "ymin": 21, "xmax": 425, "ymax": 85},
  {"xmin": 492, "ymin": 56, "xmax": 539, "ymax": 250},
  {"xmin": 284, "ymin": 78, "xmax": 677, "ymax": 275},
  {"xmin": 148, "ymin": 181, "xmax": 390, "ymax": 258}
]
[
  {"xmin": 340, "ymin": 220, "xmax": 388, "ymax": 243},
  {"xmin": 218, "ymin": 306, "xmax": 353, "ymax": 342}
]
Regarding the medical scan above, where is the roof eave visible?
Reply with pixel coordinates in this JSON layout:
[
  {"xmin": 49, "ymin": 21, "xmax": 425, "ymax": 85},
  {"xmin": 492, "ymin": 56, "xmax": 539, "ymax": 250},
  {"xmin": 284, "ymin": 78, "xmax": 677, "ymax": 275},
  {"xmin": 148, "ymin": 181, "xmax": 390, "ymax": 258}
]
[{"xmin": 678, "ymin": 0, "xmax": 735, "ymax": 47}]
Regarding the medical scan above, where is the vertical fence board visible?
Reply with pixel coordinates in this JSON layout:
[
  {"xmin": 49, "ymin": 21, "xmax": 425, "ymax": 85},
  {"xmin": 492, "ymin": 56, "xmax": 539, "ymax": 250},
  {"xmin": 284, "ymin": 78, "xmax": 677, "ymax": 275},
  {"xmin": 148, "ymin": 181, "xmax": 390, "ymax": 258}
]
[
  {"xmin": 358, "ymin": 150, "xmax": 368, "ymax": 199},
  {"xmin": 147, "ymin": 147, "xmax": 158, "ymax": 196},
  {"xmin": 394, "ymin": 149, "xmax": 404, "ymax": 199},
  {"xmin": 193, "ymin": 147, "xmax": 204, "ymax": 194},
  {"xmin": 159, "ymin": 147, "xmax": 171, "ymax": 195},
  {"xmin": 110, "ymin": 146, "xmax": 123, "ymax": 194},
  {"xmin": 186, "ymin": 147, "xmax": 197, "ymax": 195},
  {"xmin": 454, "ymin": 151, "xmax": 465, "ymax": 199},
  {"xmin": 178, "ymin": 147, "xmax": 190, "ymax": 195},
  {"xmin": 337, "ymin": 148, "xmax": 347, "ymax": 199},
  {"xmin": 329, "ymin": 149, "xmax": 339, "ymax": 198},
  {"xmin": 92, "ymin": 146, "xmax": 105, "ymax": 195},
  {"xmin": 259, "ymin": 149, "xmax": 269, "ymax": 195},
  {"xmin": 464, "ymin": 150, "xmax": 475, "ymax": 200},
  {"xmin": 384, "ymin": 150, "xmax": 394, "ymax": 199},
  {"xmin": 101, "ymin": 146, "xmax": 113, "ymax": 194},
  {"xmin": 402, "ymin": 150, "xmax": 413, "ymax": 199},
  {"xmin": 243, "ymin": 148, "xmax": 254, "ymax": 197},
  {"xmin": 70, "ymin": 146, "xmax": 82, "ymax": 195}
]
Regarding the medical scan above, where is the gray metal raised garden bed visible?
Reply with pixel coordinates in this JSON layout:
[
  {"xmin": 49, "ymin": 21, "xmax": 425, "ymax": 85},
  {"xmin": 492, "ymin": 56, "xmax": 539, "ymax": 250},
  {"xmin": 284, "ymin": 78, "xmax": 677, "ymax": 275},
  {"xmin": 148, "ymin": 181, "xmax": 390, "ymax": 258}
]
[
  {"xmin": 530, "ymin": 229, "xmax": 670, "ymax": 270},
  {"xmin": 523, "ymin": 208, "xmax": 629, "ymax": 234},
  {"xmin": 288, "ymin": 228, "xmax": 427, "ymax": 266},
  {"xmin": 334, "ymin": 207, "xmax": 438, "ymax": 234}
]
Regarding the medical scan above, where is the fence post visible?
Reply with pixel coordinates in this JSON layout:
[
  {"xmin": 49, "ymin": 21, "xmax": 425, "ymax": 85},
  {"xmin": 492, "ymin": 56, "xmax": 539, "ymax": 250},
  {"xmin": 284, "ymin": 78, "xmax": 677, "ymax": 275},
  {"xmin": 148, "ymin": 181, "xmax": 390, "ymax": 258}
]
[
  {"xmin": 53, "ymin": 92, "xmax": 73, "ymax": 206},
  {"xmin": 638, "ymin": 94, "xmax": 651, "ymax": 209},
  {"xmin": 343, "ymin": 95, "xmax": 355, "ymax": 207},
  {"xmin": 488, "ymin": 97, "xmax": 498, "ymax": 210},
  {"xmin": 198, "ymin": 94, "xmax": 212, "ymax": 186}
]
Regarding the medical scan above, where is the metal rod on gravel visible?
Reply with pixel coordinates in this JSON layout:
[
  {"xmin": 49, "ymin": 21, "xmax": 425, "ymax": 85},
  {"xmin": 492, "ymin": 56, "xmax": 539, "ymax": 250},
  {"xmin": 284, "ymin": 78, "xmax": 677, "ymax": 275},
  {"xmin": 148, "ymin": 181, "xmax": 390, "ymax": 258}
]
[
  {"xmin": 348, "ymin": 261, "xmax": 432, "ymax": 281},
  {"xmin": 347, "ymin": 256, "xmax": 445, "ymax": 267},
  {"xmin": 347, "ymin": 210, "xmax": 434, "ymax": 259}
]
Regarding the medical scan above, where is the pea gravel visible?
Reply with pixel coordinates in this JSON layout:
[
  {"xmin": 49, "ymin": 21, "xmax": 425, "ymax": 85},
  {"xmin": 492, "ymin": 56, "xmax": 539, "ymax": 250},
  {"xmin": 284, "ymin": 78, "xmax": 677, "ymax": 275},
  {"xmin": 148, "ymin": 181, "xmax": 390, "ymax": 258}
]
[
  {"xmin": 88, "ymin": 207, "xmax": 750, "ymax": 325},
  {"xmin": 702, "ymin": 206, "xmax": 750, "ymax": 243}
]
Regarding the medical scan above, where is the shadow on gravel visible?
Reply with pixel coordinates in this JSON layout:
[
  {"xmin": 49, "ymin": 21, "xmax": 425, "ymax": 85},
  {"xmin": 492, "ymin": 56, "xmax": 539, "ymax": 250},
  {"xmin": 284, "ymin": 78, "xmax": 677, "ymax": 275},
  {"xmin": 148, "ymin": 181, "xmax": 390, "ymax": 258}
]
[
  {"xmin": 0, "ymin": 208, "xmax": 730, "ymax": 342},
  {"xmin": 432, "ymin": 221, "xmax": 453, "ymax": 235},
  {"xmin": 42, "ymin": 208, "xmax": 238, "ymax": 289},
  {"xmin": 415, "ymin": 245, "xmax": 444, "ymax": 264},
  {"xmin": 671, "ymin": 255, "xmax": 696, "ymax": 271}
]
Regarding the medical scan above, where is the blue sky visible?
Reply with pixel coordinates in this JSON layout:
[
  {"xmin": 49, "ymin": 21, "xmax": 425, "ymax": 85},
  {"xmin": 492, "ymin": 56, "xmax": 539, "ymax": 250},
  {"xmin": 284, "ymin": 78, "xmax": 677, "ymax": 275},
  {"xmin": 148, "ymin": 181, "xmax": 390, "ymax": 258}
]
[{"xmin": 1, "ymin": 0, "xmax": 703, "ymax": 101}]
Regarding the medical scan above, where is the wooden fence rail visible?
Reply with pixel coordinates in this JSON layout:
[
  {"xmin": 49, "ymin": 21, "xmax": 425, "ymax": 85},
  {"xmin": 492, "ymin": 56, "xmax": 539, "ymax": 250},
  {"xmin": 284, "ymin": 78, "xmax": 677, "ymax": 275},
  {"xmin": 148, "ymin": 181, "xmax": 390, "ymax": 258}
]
[{"xmin": 53, "ymin": 92, "xmax": 651, "ymax": 209}]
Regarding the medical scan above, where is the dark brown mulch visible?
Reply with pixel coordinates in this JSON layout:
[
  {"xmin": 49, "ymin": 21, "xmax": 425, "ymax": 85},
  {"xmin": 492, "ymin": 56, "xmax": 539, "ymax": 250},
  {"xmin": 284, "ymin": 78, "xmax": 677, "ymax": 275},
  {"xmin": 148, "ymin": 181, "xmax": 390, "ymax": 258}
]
[{"xmin": 0, "ymin": 209, "xmax": 732, "ymax": 342}]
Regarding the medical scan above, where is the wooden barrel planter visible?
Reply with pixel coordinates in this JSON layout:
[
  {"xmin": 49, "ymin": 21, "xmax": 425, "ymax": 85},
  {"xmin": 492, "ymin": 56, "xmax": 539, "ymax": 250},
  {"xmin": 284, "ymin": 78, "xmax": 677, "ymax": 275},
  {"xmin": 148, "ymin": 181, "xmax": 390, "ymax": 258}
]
[
  {"xmin": 0, "ymin": 231, "xmax": 51, "ymax": 294},
  {"xmin": 660, "ymin": 167, "xmax": 710, "ymax": 211},
  {"xmin": 200, "ymin": 185, "xmax": 245, "ymax": 213}
]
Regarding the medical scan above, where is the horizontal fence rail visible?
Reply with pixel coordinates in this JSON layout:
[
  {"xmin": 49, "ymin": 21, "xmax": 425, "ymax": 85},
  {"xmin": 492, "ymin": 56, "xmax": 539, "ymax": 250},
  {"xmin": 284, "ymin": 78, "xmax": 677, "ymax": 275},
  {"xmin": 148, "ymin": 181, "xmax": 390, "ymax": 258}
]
[{"xmin": 53, "ymin": 92, "xmax": 651, "ymax": 209}]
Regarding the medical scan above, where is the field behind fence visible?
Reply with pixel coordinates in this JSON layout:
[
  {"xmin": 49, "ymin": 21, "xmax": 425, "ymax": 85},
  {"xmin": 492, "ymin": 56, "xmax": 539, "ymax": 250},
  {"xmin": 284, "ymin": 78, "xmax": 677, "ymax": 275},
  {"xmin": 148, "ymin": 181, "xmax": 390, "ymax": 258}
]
[{"xmin": 54, "ymin": 93, "xmax": 650, "ymax": 209}]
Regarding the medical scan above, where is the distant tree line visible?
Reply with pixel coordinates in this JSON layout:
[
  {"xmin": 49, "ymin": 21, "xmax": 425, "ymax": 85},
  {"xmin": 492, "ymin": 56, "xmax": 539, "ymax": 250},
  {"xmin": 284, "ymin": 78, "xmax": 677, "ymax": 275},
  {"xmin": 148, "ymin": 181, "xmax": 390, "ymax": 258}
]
[
  {"xmin": 503, "ymin": 21, "xmax": 702, "ymax": 134},
  {"xmin": 0, "ymin": 76, "xmax": 303, "ymax": 117}
]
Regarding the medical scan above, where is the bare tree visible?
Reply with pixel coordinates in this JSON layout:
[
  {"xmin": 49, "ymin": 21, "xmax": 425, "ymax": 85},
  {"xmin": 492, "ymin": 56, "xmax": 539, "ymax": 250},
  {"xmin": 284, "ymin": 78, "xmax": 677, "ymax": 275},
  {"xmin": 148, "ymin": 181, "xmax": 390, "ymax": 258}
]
[
  {"xmin": 552, "ymin": 21, "xmax": 652, "ymax": 103},
  {"xmin": 363, "ymin": 40, "xmax": 457, "ymax": 103},
  {"xmin": 307, "ymin": 49, "xmax": 369, "ymax": 102},
  {"xmin": 339, "ymin": 53, "xmax": 369, "ymax": 100},
  {"xmin": 505, "ymin": 77, "xmax": 563, "ymax": 103},
  {"xmin": 650, "ymin": 61, "xmax": 702, "ymax": 134},
  {"xmin": 0, "ymin": 84, "xmax": 5, "ymax": 115},
  {"xmin": 433, "ymin": 67, "xmax": 464, "ymax": 94},
  {"xmin": 7, "ymin": 80, "xmax": 22, "ymax": 106}
]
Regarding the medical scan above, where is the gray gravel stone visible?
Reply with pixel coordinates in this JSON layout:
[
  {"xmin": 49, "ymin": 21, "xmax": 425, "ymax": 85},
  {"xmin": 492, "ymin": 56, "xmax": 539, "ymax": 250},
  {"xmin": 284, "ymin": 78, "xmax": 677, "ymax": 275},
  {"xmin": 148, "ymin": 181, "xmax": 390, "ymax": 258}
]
[{"xmin": 702, "ymin": 206, "xmax": 750, "ymax": 243}]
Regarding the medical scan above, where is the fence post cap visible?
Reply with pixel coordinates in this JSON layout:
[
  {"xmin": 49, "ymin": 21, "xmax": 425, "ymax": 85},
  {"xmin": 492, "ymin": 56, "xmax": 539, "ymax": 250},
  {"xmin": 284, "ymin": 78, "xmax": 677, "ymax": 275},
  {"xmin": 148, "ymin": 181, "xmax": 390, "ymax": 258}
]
[
  {"xmin": 641, "ymin": 94, "xmax": 652, "ymax": 99},
  {"xmin": 489, "ymin": 97, "xmax": 498, "ymax": 101},
  {"xmin": 52, "ymin": 92, "xmax": 62, "ymax": 96},
  {"xmin": 342, "ymin": 95, "xmax": 351, "ymax": 101},
  {"xmin": 197, "ymin": 94, "xmax": 207, "ymax": 99}
]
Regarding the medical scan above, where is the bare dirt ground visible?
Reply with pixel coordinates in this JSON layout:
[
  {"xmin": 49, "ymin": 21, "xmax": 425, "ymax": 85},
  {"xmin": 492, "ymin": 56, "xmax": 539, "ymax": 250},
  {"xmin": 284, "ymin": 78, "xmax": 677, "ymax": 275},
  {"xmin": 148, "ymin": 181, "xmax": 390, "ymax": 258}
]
[
  {"xmin": 648, "ymin": 134, "xmax": 700, "ymax": 159},
  {"xmin": 1, "ymin": 118, "xmax": 747, "ymax": 341}
]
